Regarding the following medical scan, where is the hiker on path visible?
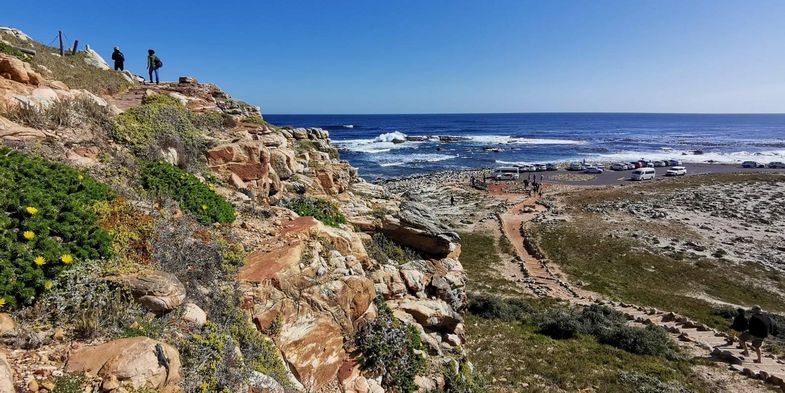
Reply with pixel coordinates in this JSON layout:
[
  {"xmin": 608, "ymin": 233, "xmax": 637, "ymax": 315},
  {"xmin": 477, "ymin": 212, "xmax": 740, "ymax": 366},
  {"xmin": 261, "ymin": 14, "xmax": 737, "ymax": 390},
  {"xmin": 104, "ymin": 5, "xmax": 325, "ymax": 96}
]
[
  {"xmin": 727, "ymin": 308, "xmax": 748, "ymax": 346},
  {"xmin": 111, "ymin": 47, "xmax": 124, "ymax": 71},
  {"xmin": 450, "ymin": 195, "xmax": 455, "ymax": 206},
  {"xmin": 147, "ymin": 49, "xmax": 162, "ymax": 84},
  {"xmin": 740, "ymin": 305, "xmax": 771, "ymax": 363}
]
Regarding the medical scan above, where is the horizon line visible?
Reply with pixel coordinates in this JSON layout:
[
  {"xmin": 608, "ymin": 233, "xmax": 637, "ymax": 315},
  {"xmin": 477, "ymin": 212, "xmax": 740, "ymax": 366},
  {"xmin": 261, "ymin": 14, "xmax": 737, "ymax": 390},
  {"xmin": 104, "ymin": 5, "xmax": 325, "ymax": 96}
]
[{"xmin": 265, "ymin": 111, "xmax": 785, "ymax": 116}]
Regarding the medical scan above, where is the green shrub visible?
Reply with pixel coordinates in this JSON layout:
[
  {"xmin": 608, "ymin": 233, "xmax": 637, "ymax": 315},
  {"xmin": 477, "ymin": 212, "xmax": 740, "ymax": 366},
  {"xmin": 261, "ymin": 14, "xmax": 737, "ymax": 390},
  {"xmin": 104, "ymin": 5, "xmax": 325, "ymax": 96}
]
[
  {"xmin": 538, "ymin": 310, "xmax": 581, "ymax": 339},
  {"xmin": 468, "ymin": 293, "xmax": 531, "ymax": 321},
  {"xmin": 111, "ymin": 93, "xmax": 223, "ymax": 168},
  {"xmin": 597, "ymin": 325, "xmax": 671, "ymax": 357},
  {"xmin": 283, "ymin": 197, "xmax": 345, "ymax": 227},
  {"xmin": 179, "ymin": 315, "xmax": 290, "ymax": 393},
  {"xmin": 354, "ymin": 296, "xmax": 425, "ymax": 393},
  {"xmin": 140, "ymin": 160, "xmax": 235, "ymax": 224},
  {"xmin": 0, "ymin": 42, "xmax": 29, "ymax": 60},
  {"xmin": 364, "ymin": 232, "xmax": 420, "ymax": 265},
  {"xmin": 52, "ymin": 373, "xmax": 86, "ymax": 393},
  {"xmin": 0, "ymin": 148, "xmax": 112, "ymax": 307}
]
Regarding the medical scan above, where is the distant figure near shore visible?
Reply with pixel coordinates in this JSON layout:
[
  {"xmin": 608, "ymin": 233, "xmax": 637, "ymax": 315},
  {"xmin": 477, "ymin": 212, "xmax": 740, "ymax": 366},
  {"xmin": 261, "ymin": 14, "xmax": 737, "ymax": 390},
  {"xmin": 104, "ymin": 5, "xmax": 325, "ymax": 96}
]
[
  {"xmin": 147, "ymin": 49, "xmax": 162, "ymax": 84},
  {"xmin": 111, "ymin": 47, "xmax": 124, "ymax": 71}
]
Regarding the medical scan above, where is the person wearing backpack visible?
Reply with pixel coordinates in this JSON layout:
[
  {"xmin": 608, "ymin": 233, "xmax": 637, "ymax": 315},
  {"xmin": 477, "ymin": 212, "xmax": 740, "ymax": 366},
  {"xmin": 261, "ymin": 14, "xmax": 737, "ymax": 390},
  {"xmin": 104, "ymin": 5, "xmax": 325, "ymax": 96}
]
[
  {"xmin": 740, "ymin": 305, "xmax": 771, "ymax": 363},
  {"xmin": 147, "ymin": 49, "xmax": 162, "ymax": 84},
  {"xmin": 111, "ymin": 47, "xmax": 125, "ymax": 71}
]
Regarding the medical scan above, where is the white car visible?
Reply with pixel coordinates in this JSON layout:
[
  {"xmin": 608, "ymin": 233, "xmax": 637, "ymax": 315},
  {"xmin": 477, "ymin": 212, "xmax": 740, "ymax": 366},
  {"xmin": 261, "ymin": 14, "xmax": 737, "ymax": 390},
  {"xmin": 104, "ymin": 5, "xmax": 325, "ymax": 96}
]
[
  {"xmin": 668, "ymin": 159, "xmax": 683, "ymax": 166},
  {"xmin": 768, "ymin": 162, "xmax": 785, "ymax": 169},
  {"xmin": 653, "ymin": 161, "xmax": 668, "ymax": 167},
  {"xmin": 631, "ymin": 167, "xmax": 656, "ymax": 181},
  {"xmin": 568, "ymin": 162, "xmax": 584, "ymax": 171},
  {"xmin": 610, "ymin": 163, "xmax": 627, "ymax": 171},
  {"xmin": 584, "ymin": 166, "xmax": 604, "ymax": 174},
  {"xmin": 665, "ymin": 166, "xmax": 687, "ymax": 176}
]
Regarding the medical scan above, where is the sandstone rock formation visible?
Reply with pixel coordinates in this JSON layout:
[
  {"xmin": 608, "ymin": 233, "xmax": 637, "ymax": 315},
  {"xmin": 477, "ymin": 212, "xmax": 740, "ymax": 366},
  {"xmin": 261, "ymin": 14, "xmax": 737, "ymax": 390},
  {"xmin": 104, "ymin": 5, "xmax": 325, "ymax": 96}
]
[
  {"xmin": 65, "ymin": 337, "xmax": 181, "ymax": 390},
  {"xmin": 0, "ymin": 53, "xmax": 41, "ymax": 85},
  {"xmin": 0, "ymin": 352, "xmax": 13, "ymax": 393}
]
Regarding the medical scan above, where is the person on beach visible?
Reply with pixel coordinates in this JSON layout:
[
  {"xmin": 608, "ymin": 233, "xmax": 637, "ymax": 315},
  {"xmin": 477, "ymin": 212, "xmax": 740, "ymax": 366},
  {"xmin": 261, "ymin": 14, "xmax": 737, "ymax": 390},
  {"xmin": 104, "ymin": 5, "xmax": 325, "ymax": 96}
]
[
  {"xmin": 740, "ymin": 305, "xmax": 771, "ymax": 363},
  {"xmin": 111, "ymin": 47, "xmax": 124, "ymax": 71},
  {"xmin": 727, "ymin": 308, "xmax": 748, "ymax": 346},
  {"xmin": 450, "ymin": 195, "xmax": 455, "ymax": 206},
  {"xmin": 523, "ymin": 178, "xmax": 529, "ymax": 189},
  {"xmin": 147, "ymin": 49, "xmax": 162, "ymax": 84}
]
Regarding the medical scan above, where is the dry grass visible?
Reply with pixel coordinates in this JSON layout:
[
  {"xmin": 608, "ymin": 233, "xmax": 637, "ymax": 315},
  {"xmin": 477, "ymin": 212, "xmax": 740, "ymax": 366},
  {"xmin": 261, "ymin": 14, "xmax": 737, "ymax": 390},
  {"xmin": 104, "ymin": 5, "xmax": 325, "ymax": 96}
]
[{"xmin": 0, "ymin": 31, "xmax": 131, "ymax": 95}]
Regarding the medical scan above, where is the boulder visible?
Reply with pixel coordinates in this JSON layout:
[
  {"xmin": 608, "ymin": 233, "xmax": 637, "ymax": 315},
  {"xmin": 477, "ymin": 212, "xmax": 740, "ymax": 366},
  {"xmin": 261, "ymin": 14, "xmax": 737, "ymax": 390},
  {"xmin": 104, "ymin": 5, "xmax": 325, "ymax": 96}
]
[
  {"xmin": 181, "ymin": 303, "xmax": 207, "ymax": 327},
  {"xmin": 248, "ymin": 371, "xmax": 284, "ymax": 393},
  {"xmin": 0, "ymin": 53, "xmax": 41, "ymax": 85},
  {"xmin": 0, "ymin": 352, "xmax": 13, "ymax": 393},
  {"xmin": 0, "ymin": 313, "xmax": 15, "ymax": 335},
  {"xmin": 119, "ymin": 271, "xmax": 186, "ymax": 314},
  {"xmin": 65, "ymin": 337, "xmax": 181, "ymax": 390},
  {"xmin": 82, "ymin": 47, "xmax": 110, "ymax": 70},
  {"xmin": 381, "ymin": 199, "xmax": 459, "ymax": 257},
  {"xmin": 270, "ymin": 150, "xmax": 295, "ymax": 180},
  {"xmin": 238, "ymin": 241, "xmax": 304, "ymax": 283},
  {"xmin": 394, "ymin": 299, "xmax": 462, "ymax": 333},
  {"xmin": 178, "ymin": 76, "xmax": 198, "ymax": 85},
  {"xmin": 277, "ymin": 309, "xmax": 346, "ymax": 391}
]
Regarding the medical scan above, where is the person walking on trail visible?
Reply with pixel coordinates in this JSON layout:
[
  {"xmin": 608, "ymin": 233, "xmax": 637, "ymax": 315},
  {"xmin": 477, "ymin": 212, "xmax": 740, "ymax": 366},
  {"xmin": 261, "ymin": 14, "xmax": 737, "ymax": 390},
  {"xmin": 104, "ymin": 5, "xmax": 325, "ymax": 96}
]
[
  {"xmin": 147, "ymin": 49, "xmax": 162, "ymax": 84},
  {"xmin": 740, "ymin": 305, "xmax": 771, "ymax": 363},
  {"xmin": 450, "ymin": 195, "xmax": 455, "ymax": 206},
  {"xmin": 727, "ymin": 308, "xmax": 748, "ymax": 346},
  {"xmin": 111, "ymin": 47, "xmax": 125, "ymax": 71}
]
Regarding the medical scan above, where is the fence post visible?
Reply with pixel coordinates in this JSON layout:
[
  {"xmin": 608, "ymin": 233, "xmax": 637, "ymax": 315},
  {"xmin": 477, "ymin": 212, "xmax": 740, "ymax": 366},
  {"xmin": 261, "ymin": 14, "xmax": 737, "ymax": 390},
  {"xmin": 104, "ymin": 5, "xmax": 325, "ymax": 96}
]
[
  {"xmin": 71, "ymin": 40, "xmax": 79, "ymax": 54},
  {"xmin": 58, "ymin": 31, "xmax": 64, "ymax": 56}
]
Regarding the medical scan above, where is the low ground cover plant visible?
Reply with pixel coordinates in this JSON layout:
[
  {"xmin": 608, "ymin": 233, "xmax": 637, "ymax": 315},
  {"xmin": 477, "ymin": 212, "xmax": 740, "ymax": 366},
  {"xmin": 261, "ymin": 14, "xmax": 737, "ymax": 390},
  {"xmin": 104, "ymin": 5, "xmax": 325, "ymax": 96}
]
[
  {"xmin": 0, "ymin": 148, "xmax": 112, "ymax": 307},
  {"xmin": 139, "ymin": 160, "xmax": 235, "ymax": 224},
  {"xmin": 283, "ymin": 196, "xmax": 345, "ymax": 227},
  {"xmin": 363, "ymin": 232, "xmax": 420, "ymax": 265}
]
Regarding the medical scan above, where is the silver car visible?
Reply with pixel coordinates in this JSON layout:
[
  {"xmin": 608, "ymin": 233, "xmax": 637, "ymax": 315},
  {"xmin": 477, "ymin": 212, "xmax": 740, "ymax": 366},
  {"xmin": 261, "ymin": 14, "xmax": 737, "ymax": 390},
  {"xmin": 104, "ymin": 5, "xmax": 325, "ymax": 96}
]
[{"xmin": 768, "ymin": 161, "xmax": 785, "ymax": 169}]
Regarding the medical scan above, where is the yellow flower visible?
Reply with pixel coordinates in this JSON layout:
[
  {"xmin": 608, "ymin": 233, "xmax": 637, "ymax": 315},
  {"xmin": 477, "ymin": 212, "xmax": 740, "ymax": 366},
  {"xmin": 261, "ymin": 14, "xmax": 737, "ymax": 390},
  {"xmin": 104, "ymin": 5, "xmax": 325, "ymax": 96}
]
[
  {"xmin": 60, "ymin": 254, "xmax": 73, "ymax": 264},
  {"xmin": 208, "ymin": 184, "xmax": 215, "ymax": 191},
  {"xmin": 34, "ymin": 256, "xmax": 45, "ymax": 266},
  {"xmin": 78, "ymin": 174, "xmax": 84, "ymax": 181},
  {"xmin": 0, "ymin": 298, "xmax": 5, "ymax": 308},
  {"xmin": 23, "ymin": 231, "xmax": 35, "ymax": 240},
  {"xmin": 25, "ymin": 206, "xmax": 39, "ymax": 215},
  {"xmin": 44, "ymin": 280, "xmax": 53, "ymax": 290},
  {"xmin": 201, "ymin": 204, "xmax": 208, "ymax": 210}
]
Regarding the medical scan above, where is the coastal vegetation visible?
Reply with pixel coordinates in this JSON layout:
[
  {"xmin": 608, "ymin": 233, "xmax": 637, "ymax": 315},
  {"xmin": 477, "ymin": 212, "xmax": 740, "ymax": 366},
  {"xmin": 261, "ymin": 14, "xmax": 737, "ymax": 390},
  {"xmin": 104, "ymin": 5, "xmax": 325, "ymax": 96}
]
[
  {"xmin": 283, "ymin": 196, "xmax": 345, "ymax": 227},
  {"xmin": 0, "ymin": 147, "xmax": 112, "ymax": 307},
  {"xmin": 139, "ymin": 160, "xmax": 236, "ymax": 224},
  {"xmin": 363, "ymin": 232, "xmax": 420, "ymax": 265},
  {"xmin": 459, "ymin": 229, "xmax": 717, "ymax": 392}
]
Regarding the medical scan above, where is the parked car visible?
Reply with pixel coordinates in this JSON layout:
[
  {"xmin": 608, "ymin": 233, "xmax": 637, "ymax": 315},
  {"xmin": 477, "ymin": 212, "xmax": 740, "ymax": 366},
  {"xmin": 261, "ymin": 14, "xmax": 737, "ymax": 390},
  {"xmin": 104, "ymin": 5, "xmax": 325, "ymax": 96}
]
[
  {"xmin": 668, "ymin": 159, "xmax": 683, "ymax": 166},
  {"xmin": 493, "ymin": 167, "xmax": 520, "ymax": 180},
  {"xmin": 630, "ymin": 161, "xmax": 643, "ymax": 169},
  {"xmin": 568, "ymin": 162, "xmax": 584, "ymax": 171},
  {"xmin": 584, "ymin": 166, "xmax": 604, "ymax": 174},
  {"xmin": 665, "ymin": 166, "xmax": 687, "ymax": 176},
  {"xmin": 653, "ymin": 160, "xmax": 668, "ymax": 167},
  {"xmin": 645, "ymin": 161, "xmax": 655, "ymax": 168},
  {"xmin": 545, "ymin": 163, "xmax": 558, "ymax": 171},
  {"xmin": 742, "ymin": 161, "xmax": 764, "ymax": 168},
  {"xmin": 610, "ymin": 162, "xmax": 627, "ymax": 171},
  {"xmin": 534, "ymin": 164, "xmax": 547, "ymax": 171},
  {"xmin": 630, "ymin": 167, "xmax": 656, "ymax": 181},
  {"xmin": 768, "ymin": 162, "xmax": 785, "ymax": 169}
]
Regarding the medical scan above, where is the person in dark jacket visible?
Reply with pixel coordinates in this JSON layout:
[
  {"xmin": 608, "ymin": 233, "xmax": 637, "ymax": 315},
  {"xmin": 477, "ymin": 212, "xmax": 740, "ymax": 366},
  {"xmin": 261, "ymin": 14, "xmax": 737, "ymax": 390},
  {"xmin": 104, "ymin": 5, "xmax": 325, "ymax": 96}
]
[
  {"xmin": 147, "ymin": 49, "xmax": 161, "ymax": 84},
  {"xmin": 111, "ymin": 47, "xmax": 124, "ymax": 71},
  {"xmin": 727, "ymin": 308, "xmax": 748, "ymax": 346},
  {"xmin": 740, "ymin": 305, "xmax": 771, "ymax": 363}
]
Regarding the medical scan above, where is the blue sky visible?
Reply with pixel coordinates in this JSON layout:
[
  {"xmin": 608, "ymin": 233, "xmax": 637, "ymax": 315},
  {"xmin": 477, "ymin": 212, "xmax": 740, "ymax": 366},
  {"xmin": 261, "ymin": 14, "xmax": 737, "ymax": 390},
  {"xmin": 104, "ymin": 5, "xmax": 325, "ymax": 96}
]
[{"xmin": 4, "ymin": 1, "xmax": 785, "ymax": 114}]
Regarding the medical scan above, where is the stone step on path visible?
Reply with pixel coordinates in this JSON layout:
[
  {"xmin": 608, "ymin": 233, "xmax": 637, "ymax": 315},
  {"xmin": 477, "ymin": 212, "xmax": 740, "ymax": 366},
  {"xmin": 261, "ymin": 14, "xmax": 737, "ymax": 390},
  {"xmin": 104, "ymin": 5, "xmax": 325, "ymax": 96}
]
[{"xmin": 499, "ymin": 190, "xmax": 785, "ymax": 392}]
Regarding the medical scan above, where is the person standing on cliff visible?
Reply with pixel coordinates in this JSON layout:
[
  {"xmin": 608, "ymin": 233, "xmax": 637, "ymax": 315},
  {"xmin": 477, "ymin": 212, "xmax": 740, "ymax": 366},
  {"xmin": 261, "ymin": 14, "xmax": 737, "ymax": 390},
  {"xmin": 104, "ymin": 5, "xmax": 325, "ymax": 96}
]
[
  {"xmin": 147, "ymin": 49, "xmax": 162, "ymax": 84},
  {"xmin": 111, "ymin": 47, "xmax": 124, "ymax": 71}
]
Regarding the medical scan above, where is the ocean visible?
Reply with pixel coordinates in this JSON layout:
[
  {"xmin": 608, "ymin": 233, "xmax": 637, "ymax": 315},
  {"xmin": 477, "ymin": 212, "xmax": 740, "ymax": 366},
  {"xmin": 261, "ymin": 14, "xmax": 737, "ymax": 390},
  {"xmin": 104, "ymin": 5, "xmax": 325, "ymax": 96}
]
[{"xmin": 264, "ymin": 113, "xmax": 785, "ymax": 179}]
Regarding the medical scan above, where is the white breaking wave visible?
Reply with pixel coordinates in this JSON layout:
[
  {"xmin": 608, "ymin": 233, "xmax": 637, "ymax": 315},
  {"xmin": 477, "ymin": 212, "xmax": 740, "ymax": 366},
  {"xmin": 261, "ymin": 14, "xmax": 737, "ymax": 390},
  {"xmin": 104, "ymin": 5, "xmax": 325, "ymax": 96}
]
[
  {"xmin": 585, "ymin": 149, "xmax": 785, "ymax": 164},
  {"xmin": 374, "ymin": 131, "xmax": 408, "ymax": 143},
  {"xmin": 379, "ymin": 153, "xmax": 457, "ymax": 167},
  {"xmin": 343, "ymin": 124, "xmax": 354, "ymax": 128},
  {"xmin": 468, "ymin": 135, "xmax": 585, "ymax": 145}
]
